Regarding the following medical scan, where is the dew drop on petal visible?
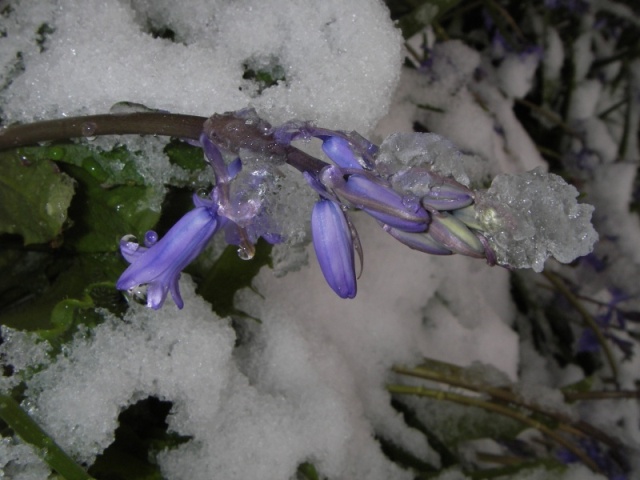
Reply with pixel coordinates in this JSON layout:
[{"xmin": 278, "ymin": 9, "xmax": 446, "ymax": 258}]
[
  {"xmin": 130, "ymin": 285, "xmax": 148, "ymax": 305},
  {"xmin": 144, "ymin": 231, "xmax": 158, "ymax": 247}
]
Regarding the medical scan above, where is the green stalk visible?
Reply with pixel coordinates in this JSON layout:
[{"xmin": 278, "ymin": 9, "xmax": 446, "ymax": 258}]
[
  {"xmin": 387, "ymin": 384, "xmax": 601, "ymax": 474},
  {"xmin": 0, "ymin": 393, "xmax": 93, "ymax": 480},
  {"xmin": 542, "ymin": 271, "xmax": 619, "ymax": 386},
  {"xmin": 393, "ymin": 362, "xmax": 622, "ymax": 450}
]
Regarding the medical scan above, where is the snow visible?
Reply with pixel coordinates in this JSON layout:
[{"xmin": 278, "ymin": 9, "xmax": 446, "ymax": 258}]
[
  {"xmin": 0, "ymin": 0, "xmax": 401, "ymax": 134},
  {"xmin": 376, "ymin": 40, "xmax": 548, "ymax": 175},
  {"xmin": 0, "ymin": 0, "xmax": 637, "ymax": 479},
  {"xmin": 376, "ymin": 132, "xmax": 493, "ymax": 188}
]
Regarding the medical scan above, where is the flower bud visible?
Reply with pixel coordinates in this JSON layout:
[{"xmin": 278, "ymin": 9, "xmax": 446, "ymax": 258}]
[
  {"xmin": 311, "ymin": 199, "xmax": 357, "ymax": 298},
  {"xmin": 383, "ymin": 225, "xmax": 453, "ymax": 255},
  {"xmin": 428, "ymin": 211, "xmax": 485, "ymax": 258}
]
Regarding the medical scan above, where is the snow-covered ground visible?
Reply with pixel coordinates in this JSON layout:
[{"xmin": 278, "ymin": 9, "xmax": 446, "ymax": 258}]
[{"xmin": 1, "ymin": 1, "xmax": 639, "ymax": 479}]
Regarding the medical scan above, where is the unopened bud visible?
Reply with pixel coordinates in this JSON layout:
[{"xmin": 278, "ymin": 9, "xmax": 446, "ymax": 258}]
[{"xmin": 429, "ymin": 211, "xmax": 485, "ymax": 258}]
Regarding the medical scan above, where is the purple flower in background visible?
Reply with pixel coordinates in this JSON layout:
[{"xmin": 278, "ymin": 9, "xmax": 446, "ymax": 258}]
[
  {"xmin": 577, "ymin": 287, "xmax": 635, "ymax": 358},
  {"xmin": 311, "ymin": 199, "xmax": 357, "ymax": 299},
  {"xmin": 557, "ymin": 438, "xmax": 628, "ymax": 480},
  {"xmin": 544, "ymin": 0, "xmax": 588, "ymax": 13},
  {"xmin": 117, "ymin": 194, "xmax": 221, "ymax": 309}
]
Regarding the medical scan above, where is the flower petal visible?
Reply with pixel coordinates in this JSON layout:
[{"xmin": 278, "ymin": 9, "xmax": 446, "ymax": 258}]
[
  {"xmin": 311, "ymin": 199, "xmax": 357, "ymax": 298},
  {"xmin": 340, "ymin": 174, "xmax": 430, "ymax": 232},
  {"xmin": 322, "ymin": 136, "xmax": 364, "ymax": 170},
  {"xmin": 116, "ymin": 206, "xmax": 219, "ymax": 308},
  {"xmin": 119, "ymin": 235, "xmax": 147, "ymax": 263}
]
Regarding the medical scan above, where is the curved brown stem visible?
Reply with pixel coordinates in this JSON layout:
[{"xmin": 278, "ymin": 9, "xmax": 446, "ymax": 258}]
[
  {"xmin": 0, "ymin": 113, "xmax": 206, "ymax": 148},
  {"xmin": 0, "ymin": 112, "xmax": 328, "ymax": 175}
]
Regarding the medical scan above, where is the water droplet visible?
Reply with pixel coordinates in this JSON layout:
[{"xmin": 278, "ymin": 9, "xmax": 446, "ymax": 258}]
[
  {"xmin": 81, "ymin": 121, "xmax": 97, "ymax": 138},
  {"xmin": 144, "ymin": 230, "xmax": 158, "ymax": 247},
  {"xmin": 48, "ymin": 146, "xmax": 65, "ymax": 160},
  {"xmin": 237, "ymin": 242, "xmax": 255, "ymax": 260},
  {"xmin": 401, "ymin": 194, "xmax": 420, "ymax": 212},
  {"xmin": 130, "ymin": 285, "xmax": 148, "ymax": 305},
  {"xmin": 82, "ymin": 157, "xmax": 108, "ymax": 181},
  {"xmin": 121, "ymin": 234, "xmax": 139, "ymax": 252}
]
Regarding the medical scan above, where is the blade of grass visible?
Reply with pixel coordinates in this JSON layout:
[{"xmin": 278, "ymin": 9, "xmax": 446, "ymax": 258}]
[
  {"xmin": 0, "ymin": 393, "xmax": 94, "ymax": 480},
  {"xmin": 387, "ymin": 384, "xmax": 602, "ymax": 474}
]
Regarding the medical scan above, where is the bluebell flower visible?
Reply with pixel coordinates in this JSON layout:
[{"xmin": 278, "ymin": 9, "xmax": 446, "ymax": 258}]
[
  {"xmin": 311, "ymin": 199, "xmax": 357, "ymax": 299},
  {"xmin": 117, "ymin": 129, "xmax": 288, "ymax": 309},
  {"xmin": 117, "ymin": 194, "xmax": 221, "ymax": 309},
  {"xmin": 319, "ymin": 165, "xmax": 430, "ymax": 232}
]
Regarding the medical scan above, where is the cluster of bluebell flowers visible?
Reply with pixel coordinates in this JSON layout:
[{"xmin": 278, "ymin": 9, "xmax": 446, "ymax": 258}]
[{"xmin": 115, "ymin": 110, "xmax": 503, "ymax": 308}]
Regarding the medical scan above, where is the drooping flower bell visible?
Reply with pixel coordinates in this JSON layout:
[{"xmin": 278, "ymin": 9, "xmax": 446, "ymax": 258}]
[
  {"xmin": 116, "ymin": 194, "xmax": 221, "ymax": 309},
  {"xmin": 116, "ymin": 128, "xmax": 281, "ymax": 309}
]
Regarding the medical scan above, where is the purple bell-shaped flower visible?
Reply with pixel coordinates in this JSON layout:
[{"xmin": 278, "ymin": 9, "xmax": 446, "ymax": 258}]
[
  {"xmin": 311, "ymin": 199, "xmax": 357, "ymax": 299},
  {"xmin": 116, "ymin": 195, "xmax": 221, "ymax": 309}
]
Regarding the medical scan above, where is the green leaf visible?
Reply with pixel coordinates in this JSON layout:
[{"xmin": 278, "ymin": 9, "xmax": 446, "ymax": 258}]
[
  {"xmin": 62, "ymin": 163, "xmax": 162, "ymax": 252},
  {"xmin": 418, "ymin": 398, "xmax": 523, "ymax": 448},
  {"xmin": 2, "ymin": 144, "xmax": 163, "ymax": 252},
  {"xmin": 165, "ymin": 139, "xmax": 207, "ymax": 173},
  {"xmin": 196, "ymin": 239, "xmax": 272, "ymax": 318},
  {"xmin": 296, "ymin": 462, "xmax": 323, "ymax": 480},
  {"xmin": 15, "ymin": 144, "xmax": 145, "ymax": 187},
  {"xmin": 88, "ymin": 396, "xmax": 191, "ymax": 480},
  {"xmin": 0, "ymin": 254, "xmax": 125, "ymax": 333},
  {"xmin": 0, "ymin": 151, "xmax": 74, "ymax": 245},
  {"xmin": 387, "ymin": 0, "xmax": 463, "ymax": 39}
]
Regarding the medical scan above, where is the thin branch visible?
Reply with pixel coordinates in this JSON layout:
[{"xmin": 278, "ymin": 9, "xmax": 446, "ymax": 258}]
[
  {"xmin": 392, "ymin": 362, "xmax": 621, "ymax": 450},
  {"xmin": 563, "ymin": 389, "xmax": 640, "ymax": 401},
  {"xmin": 514, "ymin": 98, "xmax": 581, "ymax": 138},
  {"xmin": 543, "ymin": 271, "xmax": 619, "ymax": 387},
  {"xmin": 387, "ymin": 384, "xmax": 602, "ymax": 473}
]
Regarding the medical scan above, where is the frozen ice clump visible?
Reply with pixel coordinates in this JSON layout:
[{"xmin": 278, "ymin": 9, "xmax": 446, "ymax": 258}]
[
  {"xmin": 375, "ymin": 133, "xmax": 492, "ymax": 189},
  {"xmin": 228, "ymin": 149, "xmax": 316, "ymax": 249},
  {"xmin": 474, "ymin": 168, "xmax": 598, "ymax": 272}
]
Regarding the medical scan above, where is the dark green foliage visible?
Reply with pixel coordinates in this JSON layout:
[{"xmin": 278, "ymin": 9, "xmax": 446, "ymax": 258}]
[{"xmin": 88, "ymin": 397, "xmax": 191, "ymax": 480}]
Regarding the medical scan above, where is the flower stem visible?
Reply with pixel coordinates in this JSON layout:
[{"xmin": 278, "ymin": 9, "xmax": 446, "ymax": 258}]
[
  {"xmin": 542, "ymin": 270, "xmax": 619, "ymax": 387},
  {"xmin": 0, "ymin": 112, "xmax": 327, "ymax": 175},
  {"xmin": 0, "ymin": 393, "xmax": 93, "ymax": 480},
  {"xmin": 0, "ymin": 112, "xmax": 206, "ymax": 148},
  {"xmin": 392, "ymin": 361, "xmax": 622, "ymax": 450},
  {"xmin": 386, "ymin": 384, "xmax": 602, "ymax": 473}
]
